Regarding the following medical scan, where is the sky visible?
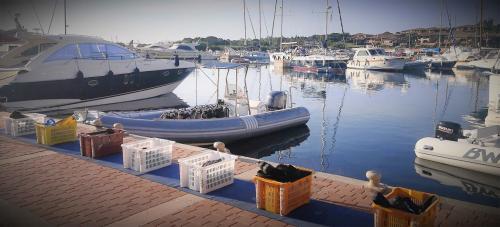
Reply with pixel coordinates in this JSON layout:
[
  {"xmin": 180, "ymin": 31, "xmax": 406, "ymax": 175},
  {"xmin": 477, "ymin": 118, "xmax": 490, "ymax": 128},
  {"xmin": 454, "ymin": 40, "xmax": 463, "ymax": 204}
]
[{"xmin": 1, "ymin": 0, "xmax": 499, "ymax": 44}]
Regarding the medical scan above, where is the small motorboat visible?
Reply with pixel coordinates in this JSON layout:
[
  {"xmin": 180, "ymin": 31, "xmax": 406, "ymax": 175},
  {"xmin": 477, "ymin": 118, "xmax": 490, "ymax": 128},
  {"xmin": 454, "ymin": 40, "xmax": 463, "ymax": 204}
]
[
  {"xmin": 415, "ymin": 121, "xmax": 500, "ymax": 176},
  {"xmin": 93, "ymin": 91, "xmax": 310, "ymax": 144}
]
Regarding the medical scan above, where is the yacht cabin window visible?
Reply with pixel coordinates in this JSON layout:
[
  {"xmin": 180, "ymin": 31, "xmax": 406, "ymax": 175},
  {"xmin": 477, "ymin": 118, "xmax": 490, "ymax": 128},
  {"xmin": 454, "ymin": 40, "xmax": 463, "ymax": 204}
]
[
  {"xmin": 44, "ymin": 44, "xmax": 79, "ymax": 62},
  {"xmin": 357, "ymin": 50, "xmax": 369, "ymax": 56},
  {"xmin": 368, "ymin": 49, "xmax": 378, "ymax": 56},
  {"xmin": 176, "ymin": 45, "xmax": 195, "ymax": 51}
]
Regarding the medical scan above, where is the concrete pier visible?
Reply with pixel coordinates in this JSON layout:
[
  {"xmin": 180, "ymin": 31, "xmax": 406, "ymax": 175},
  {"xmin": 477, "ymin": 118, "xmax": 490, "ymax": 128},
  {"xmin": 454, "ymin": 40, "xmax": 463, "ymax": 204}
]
[{"xmin": 0, "ymin": 121, "xmax": 499, "ymax": 226}]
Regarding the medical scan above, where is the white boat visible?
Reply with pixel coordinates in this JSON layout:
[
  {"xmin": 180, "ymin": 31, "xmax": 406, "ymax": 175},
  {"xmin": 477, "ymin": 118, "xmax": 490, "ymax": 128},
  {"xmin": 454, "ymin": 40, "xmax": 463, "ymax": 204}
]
[
  {"xmin": 414, "ymin": 125, "xmax": 500, "ymax": 176},
  {"xmin": 461, "ymin": 49, "xmax": 500, "ymax": 73},
  {"xmin": 140, "ymin": 43, "xmax": 217, "ymax": 60},
  {"xmin": 0, "ymin": 33, "xmax": 194, "ymax": 112},
  {"xmin": 291, "ymin": 55, "xmax": 347, "ymax": 74},
  {"xmin": 347, "ymin": 48, "xmax": 405, "ymax": 71},
  {"xmin": 403, "ymin": 59, "xmax": 431, "ymax": 70},
  {"xmin": 269, "ymin": 52, "xmax": 293, "ymax": 63}
]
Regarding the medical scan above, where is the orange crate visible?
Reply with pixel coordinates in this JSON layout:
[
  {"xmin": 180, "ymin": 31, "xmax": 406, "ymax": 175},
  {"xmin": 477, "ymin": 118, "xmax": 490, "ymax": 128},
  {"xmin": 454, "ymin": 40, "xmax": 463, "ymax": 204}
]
[
  {"xmin": 253, "ymin": 167, "xmax": 312, "ymax": 216},
  {"xmin": 372, "ymin": 187, "xmax": 440, "ymax": 227}
]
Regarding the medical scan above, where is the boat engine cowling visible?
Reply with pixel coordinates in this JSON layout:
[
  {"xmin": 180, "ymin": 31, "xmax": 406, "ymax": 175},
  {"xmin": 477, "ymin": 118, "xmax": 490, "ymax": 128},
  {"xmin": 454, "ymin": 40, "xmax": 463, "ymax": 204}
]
[
  {"xmin": 266, "ymin": 91, "xmax": 287, "ymax": 111},
  {"xmin": 435, "ymin": 121, "xmax": 462, "ymax": 141}
]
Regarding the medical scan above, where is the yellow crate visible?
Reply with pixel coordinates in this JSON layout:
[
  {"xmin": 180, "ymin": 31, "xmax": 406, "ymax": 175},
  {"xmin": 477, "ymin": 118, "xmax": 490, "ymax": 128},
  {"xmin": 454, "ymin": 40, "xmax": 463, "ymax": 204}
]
[
  {"xmin": 254, "ymin": 167, "xmax": 312, "ymax": 216},
  {"xmin": 372, "ymin": 187, "xmax": 440, "ymax": 227},
  {"xmin": 35, "ymin": 117, "xmax": 77, "ymax": 145}
]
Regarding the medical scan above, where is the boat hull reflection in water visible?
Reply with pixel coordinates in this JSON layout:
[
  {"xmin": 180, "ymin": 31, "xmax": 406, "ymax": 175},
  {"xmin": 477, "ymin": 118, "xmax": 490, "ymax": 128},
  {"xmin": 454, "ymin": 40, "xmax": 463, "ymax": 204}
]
[
  {"xmin": 415, "ymin": 158, "xmax": 500, "ymax": 205},
  {"xmin": 228, "ymin": 125, "xmax": 310, "ymax": 159}
]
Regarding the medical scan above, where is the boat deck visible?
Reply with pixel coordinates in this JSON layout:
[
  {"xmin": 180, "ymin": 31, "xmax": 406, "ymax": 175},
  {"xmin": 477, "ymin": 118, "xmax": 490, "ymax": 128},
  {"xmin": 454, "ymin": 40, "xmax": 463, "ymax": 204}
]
[{"xmin": 0, "ymin": 117, "xmax": 499, "ymax": 226}]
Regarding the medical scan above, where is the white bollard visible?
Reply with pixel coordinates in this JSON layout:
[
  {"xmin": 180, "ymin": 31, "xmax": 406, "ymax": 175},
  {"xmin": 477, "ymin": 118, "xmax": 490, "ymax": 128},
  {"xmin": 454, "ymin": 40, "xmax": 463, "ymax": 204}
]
[
  {"xmin": 366, "ymin": 170, "xmax": 389, "ymax": 194},
  {"xmin": 213, "ymin": 141, "xmax": 231, "ymax": 154}
]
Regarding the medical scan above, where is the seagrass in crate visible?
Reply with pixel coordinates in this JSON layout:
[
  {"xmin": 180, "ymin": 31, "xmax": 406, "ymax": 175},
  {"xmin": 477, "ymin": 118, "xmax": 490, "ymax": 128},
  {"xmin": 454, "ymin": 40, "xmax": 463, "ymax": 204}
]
[
  {"xmin": 254, "ymin": 167, "xmax": 313, "ymax": 216},
  {"xmin": 121, "ymin": 138, "xmax": 174, "ymax": 173},
  {"xmin": 372, "ymin": 187, "xmax": 440, "ymax": 227},
  {"xmin": 35, "ymin": 116, "xmax": 77, "ymax": 145},
  {"xmin": 80, "ymin": 129, "xmax": 125, "ymax": 158},
  {"xmin": 4, "ymin": 113, "xmax": 46, "ymax": 136},
  {"xmin": 179, "ymin": 150, "xmax": 237, "ymax": 194}
]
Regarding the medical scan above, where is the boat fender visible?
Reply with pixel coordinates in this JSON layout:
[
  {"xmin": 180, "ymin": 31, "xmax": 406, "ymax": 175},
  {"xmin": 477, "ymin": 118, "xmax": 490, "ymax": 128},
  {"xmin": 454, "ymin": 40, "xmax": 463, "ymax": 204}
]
[
  {"xmin": 197, "ymin": 54, "xmax": 202, "ymax": 63},
  {"xmin": 75, "ymin": 70, "xmax": 84, "ymax": 80},
  {"xmin": 174, "ymin": 55, "xmax": 179, "ymax": 67}
]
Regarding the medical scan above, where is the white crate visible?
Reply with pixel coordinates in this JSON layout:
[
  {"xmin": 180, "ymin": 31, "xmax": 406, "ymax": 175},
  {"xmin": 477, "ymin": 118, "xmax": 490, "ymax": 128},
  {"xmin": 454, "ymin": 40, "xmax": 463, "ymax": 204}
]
[
  {"xmin": 179, "ymin": 150, "xmax": 237, "ymax": 194},
  {"xmin": 4, "ymin": 113, "xmax": 46, "ymax": 136},
  {"xmin": 121, "ymin": 138, "xmax": 174, "ymax": 173}
]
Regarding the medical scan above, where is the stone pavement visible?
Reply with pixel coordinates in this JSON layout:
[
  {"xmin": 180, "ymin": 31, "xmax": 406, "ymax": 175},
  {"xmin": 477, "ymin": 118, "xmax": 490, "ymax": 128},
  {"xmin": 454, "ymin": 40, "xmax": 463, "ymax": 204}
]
[{"xmin": 1, "ymin": 130, "xmax": 500, "ymax": 226}]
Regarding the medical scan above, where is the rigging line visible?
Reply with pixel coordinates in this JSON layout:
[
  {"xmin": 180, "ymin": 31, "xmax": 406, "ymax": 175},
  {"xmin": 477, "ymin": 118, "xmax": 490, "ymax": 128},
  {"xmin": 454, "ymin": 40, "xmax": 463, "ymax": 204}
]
[
  {"xmin": 245, "ymin": 4, "xmax": 258, "ymax": 40},
  {"xmin": 329, "ymin": 85, "xmax": 348, "ymax": 155},
  {"xmin": 432, "ymin": 75, "xmax": 439, "ymax": 128},
  {"xmin": 336, "ymin": 0, "xmax": 345, "ymax": 47},
  {"xmin": 319, "ymin": 89, "xmax": 329, "ymax": 171},
  {"xmin": 48, "ymin": 0, "xmax": 58, "ymax": 34},
  {"xmin": 270, "ymin": 0, "xmax": 278, "ymax": 46},
  {"xmin": 196, "ymin": 65, "xmax": 217, "ymax": 86},
  {"xmin": 31, "ymin": 1, "xmax": 45, "ymax": 34},
  {"xmin": 261, "ymin": 6, "xmax": 270, "ymax": 39},
  {"xmin": 440, "ymin": 77, "xmax": 456, "ymax": 120}
]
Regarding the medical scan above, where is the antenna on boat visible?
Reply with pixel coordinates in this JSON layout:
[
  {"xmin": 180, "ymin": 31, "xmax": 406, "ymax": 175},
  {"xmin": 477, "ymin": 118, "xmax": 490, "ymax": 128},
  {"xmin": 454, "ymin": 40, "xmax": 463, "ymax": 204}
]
[
  {"xmin": 64, "ymin": 0, "xmax": 67, "ymax": 34},
  {"xmin": 336, "ymin": 0, "xmax": 345, "ymax": 48}
]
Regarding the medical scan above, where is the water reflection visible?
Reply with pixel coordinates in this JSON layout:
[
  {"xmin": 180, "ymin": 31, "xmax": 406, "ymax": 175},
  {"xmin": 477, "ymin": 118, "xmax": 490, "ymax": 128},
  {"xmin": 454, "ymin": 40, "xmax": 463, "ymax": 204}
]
[
  {"xmin": 348, "ymin": 69, "xmax": 409, "ymax": 93},
  {"xmin": 415, "ymin": 158, "xmax": 500, "ymax": 205},
  {"xmin": 228, "ymin": 125, "xmax": 310, "ymax": 159},
  {"xmin": 91, "ymin": 63, "xmax": 492, "ymax": 207}
]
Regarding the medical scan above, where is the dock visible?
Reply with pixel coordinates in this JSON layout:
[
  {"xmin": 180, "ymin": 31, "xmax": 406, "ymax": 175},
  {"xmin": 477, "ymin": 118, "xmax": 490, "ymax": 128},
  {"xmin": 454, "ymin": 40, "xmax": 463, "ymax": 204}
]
[{"xmin": 0, "ymin": 120, "xmax": 499, "ymax": 226}]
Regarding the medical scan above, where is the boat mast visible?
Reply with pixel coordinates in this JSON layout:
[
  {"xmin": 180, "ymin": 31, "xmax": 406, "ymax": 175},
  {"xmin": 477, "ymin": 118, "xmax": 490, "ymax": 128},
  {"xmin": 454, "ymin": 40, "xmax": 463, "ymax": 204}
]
[
  {"xmin": 336, "ymin": 0, "xmax": 345, "ymax": 48},
  {"xmin": 325, "ymin": 0, "xmax": 329, "ymax": 51},
  {"xmin": 438, "ymin": 0, "xmax": 442, "ymax": 49},
  {"xmin": 479, "ymin": 0, "xmax": 483, "ymax": 50},
  {"xmin": 271, "ymin": 0, "xmax": 277, "ymax": 48},
  {"xmin": 280, "ymin": 0, "xmax": 283, "ymax": 52},
  {"xmin": 64, "ymin": 0, "xmax": 67, "ymax": 34},
  {"xmin": 243, "ymin": 0, "xmax": 247, "ymax": 46},
  {"xmin": 259, "ymin": 0, "xmax": 262, "ymax": 50}
]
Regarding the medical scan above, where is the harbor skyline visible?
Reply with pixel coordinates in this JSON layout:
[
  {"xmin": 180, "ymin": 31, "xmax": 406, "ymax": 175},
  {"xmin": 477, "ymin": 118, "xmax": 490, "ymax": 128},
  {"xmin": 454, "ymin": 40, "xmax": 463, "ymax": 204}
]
[{"xmin": 1, "ymin": 0, "xmax": 499, "ymax": 43}]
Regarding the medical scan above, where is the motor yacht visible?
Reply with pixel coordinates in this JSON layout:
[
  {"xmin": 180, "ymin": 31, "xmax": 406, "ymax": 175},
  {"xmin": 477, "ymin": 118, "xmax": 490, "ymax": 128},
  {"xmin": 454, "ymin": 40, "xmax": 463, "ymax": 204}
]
[
  {"xmin": 347, "ymin": 48, "xmax": 405, "ymax": 71},
  {"xmin": 0, "ymin": 34, "xmax": 194, "ymax": 112},
  {"xmin": 139, "ymin": 42, "xmax": 217, "ymax": 60},
  {"xmin": 290, "ymin": 55, "xmax": 346, "ymax": 74}
]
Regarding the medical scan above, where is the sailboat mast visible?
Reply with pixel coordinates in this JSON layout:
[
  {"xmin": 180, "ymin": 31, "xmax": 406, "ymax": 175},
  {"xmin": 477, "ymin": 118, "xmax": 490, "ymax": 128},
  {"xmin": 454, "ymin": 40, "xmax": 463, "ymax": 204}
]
[
  {"xmin": 271, "ymin": 0, "xmax": 277, "ymax": 47},
  {"xmin": 280, "ymin": 0, "xmax": 283, "ymax": 52},
  {"xmin": 64, "ymin": 0, "xmax": 67, "ymax": 34},
  {"xmin": 479, "ymin": 0, "xmax": 483, "ymax": 50},
  {"xmin": 438, "ymin": 0, "xmax": 442, "ymax": 49},
  {"xmin": 325, "ymin": 0, "xmax": 329, "ymax": 45},
  {"xmin": 243, "ymin": 0, "xmax": 247, "ymax": 46},
  {"xmin": 259, "ymin": 0, "xmax": 262, "ymax": 49},
  {"xmin": 336, "ymin": 0, "xmax": 345, "ymax": 48}
]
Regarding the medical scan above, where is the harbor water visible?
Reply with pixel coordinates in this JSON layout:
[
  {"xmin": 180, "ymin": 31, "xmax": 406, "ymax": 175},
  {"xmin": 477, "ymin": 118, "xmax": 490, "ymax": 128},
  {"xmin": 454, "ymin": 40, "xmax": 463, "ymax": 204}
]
[{"xmin": 101, "ymin": 64, "xmax": 499, "ymax": 208}]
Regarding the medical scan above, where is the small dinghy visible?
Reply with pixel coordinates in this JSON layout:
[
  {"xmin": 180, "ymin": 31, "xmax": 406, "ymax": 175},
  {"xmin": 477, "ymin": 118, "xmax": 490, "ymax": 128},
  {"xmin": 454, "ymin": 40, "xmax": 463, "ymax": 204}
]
[
  {"xmin": 415, "ymin": 121, "xmax": 500, "ymax": 176},
  {"xmin": 95, "ymin": 91, "xmax": 310, "ymax": 143}
]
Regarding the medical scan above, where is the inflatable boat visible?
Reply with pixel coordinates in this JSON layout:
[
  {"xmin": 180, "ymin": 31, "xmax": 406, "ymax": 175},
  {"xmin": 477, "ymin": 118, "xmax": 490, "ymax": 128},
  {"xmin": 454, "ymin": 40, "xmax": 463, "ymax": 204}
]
[
  {"xmin": 415, "ymin": 121, "xmax": 500, "ymax": 176},
  {"xmin": 99, "ymin": 106, "xmax": 309, "ymax": 143}
]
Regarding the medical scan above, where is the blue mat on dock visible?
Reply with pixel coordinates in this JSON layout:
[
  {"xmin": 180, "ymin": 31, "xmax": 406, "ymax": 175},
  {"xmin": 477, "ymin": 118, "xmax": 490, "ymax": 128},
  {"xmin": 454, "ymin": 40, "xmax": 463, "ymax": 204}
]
[{"xmin": 3, "ymin": 132, "xmax": 373, "ymax": 226}]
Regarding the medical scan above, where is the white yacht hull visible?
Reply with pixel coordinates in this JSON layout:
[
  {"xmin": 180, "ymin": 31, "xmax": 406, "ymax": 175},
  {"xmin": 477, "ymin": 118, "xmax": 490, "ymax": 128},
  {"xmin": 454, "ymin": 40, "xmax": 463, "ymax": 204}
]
[
  {"xmin": 3, "ymin": 81, "xmax": 183, "ymax": 113},
  {"xmin": 415, "ymin": 137, "xmax": 500, "ymax": 176},
  {"xmin": 347, "ymin": 59, "xmax": 405, "ymax": 71}
]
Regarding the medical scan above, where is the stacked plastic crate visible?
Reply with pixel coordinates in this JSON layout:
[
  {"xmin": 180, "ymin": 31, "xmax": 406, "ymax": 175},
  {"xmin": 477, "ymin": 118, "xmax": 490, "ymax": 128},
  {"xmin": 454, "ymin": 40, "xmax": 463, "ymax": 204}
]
[
  {"xmin": 121, "ymin": 138, "xmax": 175, "ymax": 173},
  {"xmin": 4, "ymin": 113, "xmax": 46, "ymax": 136},
  {"xmin": 179, "ymin": 150, "xmax": 238, "ymax": 194}
]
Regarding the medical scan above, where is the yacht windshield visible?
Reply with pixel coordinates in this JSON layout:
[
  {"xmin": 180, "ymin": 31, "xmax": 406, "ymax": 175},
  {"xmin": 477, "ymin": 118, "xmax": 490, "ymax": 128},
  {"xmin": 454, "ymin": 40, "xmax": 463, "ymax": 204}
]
[
  {"xmin": 376, "ymin": 49, "xmax": 386, "ymax": 55},
  {"xmin": 368, "ymin": 50, "xmax": 378, "ymax": 56}
]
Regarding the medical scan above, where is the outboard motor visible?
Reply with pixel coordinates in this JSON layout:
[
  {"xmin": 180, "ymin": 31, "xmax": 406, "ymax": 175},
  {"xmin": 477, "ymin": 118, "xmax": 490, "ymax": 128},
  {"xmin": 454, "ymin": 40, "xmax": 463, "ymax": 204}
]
[
  {"xmin": 435, "ymin": 121, "xmax": 462, "ymax": 141},
  {"xmin": 266, "ymin": 91, "xmax": 287, "ymax": 111}
]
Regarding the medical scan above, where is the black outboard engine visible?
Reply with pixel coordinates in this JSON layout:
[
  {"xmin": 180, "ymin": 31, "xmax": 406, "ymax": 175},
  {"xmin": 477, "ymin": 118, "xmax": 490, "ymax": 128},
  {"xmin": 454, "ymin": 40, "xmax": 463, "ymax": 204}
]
[
  {"xmin": 266, "ymin": 91, "xmax": 287, "ymax": 111},
  {"xmin": 435, "ymin": 121, "xmax": 462, "ymax": 141}
]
